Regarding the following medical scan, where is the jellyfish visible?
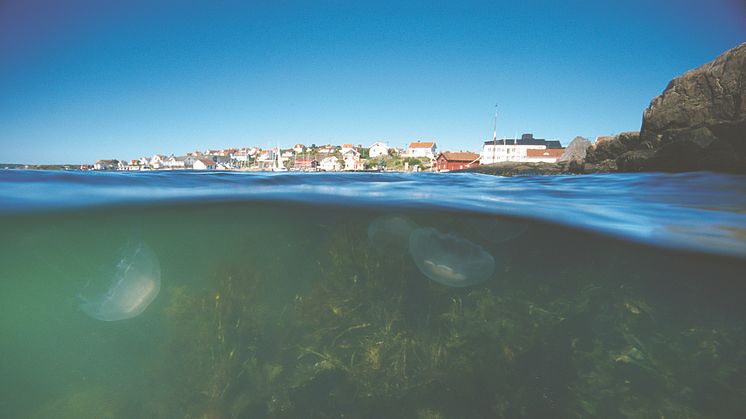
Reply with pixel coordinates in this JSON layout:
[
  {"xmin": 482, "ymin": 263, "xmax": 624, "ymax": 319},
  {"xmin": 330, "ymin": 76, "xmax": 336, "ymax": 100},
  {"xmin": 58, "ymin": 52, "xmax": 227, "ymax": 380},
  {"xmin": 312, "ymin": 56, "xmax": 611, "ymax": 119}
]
[
  {"xmin": 79, "ymin": 239, "xmax": 161, "ymax": 321},
  {"xmin": 409, "ymin": 227, "xmax": 495, "ymax": 287},
  {"xmin": 367, "ymin": 214, "xmax": 417, "ymax": 251}
]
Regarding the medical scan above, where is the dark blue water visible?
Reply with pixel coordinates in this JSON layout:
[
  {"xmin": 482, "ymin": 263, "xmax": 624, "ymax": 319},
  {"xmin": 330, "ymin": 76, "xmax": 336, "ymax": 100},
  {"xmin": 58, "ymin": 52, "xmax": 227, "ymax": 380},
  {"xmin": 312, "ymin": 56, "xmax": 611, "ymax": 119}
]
[
  {"xmin": 3, "ymin": 170, "xmax": 746, "ymax": 258},
  {"xmin": 1, "ymin": 170, "xmax": 745, "ymax": 418}
]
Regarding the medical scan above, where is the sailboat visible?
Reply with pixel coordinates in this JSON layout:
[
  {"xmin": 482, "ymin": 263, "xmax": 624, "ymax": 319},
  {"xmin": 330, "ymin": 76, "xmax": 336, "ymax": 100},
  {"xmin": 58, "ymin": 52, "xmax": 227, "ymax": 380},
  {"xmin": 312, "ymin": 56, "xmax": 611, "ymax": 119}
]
[{"xmin": 272, "ymin": 145, "xmax": 288, "ymax": 172}]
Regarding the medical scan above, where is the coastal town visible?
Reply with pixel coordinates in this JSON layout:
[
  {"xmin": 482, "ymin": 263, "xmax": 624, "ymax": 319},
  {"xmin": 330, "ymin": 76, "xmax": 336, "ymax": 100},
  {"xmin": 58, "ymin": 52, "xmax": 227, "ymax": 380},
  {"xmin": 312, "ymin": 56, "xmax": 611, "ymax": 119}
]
[{"xmin": 86, "ymin": 133, "xmax": 574, "ymax": 172}]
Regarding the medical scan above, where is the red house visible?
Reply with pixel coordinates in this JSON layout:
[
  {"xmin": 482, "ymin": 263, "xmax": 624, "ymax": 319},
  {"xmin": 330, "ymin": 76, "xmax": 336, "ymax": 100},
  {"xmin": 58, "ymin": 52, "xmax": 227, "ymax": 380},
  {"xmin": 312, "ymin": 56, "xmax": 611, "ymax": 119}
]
[{"xmin": 435, "ymin": 152, "xmax": 481, "ymax": 172}]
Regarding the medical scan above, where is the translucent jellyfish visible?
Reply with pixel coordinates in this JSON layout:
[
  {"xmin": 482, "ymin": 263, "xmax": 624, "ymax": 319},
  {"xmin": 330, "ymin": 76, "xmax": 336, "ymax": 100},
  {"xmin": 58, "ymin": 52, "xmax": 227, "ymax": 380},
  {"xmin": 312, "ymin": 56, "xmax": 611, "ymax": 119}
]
[
  {"xmin": 367, "ymin": 214, "xmax": 417, "ymax": 251},
  {"xmin": 409, "ymin": 227, "xmax": 495, "ymax": 287},
  {"xmin": 79, "ymin": 240, "xmax": 161, "ymax": 321}
]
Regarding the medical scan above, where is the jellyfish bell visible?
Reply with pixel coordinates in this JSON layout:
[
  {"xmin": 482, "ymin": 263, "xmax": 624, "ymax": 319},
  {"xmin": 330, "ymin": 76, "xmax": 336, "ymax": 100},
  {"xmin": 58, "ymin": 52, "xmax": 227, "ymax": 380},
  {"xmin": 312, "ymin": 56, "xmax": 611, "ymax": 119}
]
[
  {"xmin": 79, "ymin": 239, "xmax": 161, "ymax": 321},
  {"xmin": 409, "ymin": 227, "xmax": 495, "ymax": 287},
  {"xmin": 367, "ymin": 214, "xmax": 417, "ymax": 251}
]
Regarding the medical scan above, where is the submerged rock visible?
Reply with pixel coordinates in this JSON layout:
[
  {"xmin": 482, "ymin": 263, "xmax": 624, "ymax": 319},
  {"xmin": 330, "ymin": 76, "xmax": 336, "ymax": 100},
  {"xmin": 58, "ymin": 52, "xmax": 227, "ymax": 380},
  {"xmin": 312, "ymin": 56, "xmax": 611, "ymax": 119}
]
[{"xmin": 634, "ymin": 42, "xmax": 746, "ymax": 172}]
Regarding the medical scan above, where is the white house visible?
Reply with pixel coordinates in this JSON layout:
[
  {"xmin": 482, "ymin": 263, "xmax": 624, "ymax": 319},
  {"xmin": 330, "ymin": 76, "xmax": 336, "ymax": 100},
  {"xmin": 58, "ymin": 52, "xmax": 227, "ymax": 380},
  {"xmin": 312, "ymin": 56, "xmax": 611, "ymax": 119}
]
[
  {"xmin": 481, "ymin": 133, "xmax": 564, "ymax": 164},
  {"xmin": 293, "ymin": 144, "xmax": 306, "ymax": 153},
  {"xmin": 165, "ymin": 155, "xmax": 191, "ymax": 169},
  {"xmin": 93, "ymin": 160, "xmax": 118, "ymax": 170},
  {"xmin": 121, "ymin": 159, "xmax": 143, "ymax": 171},
  {"xmin": 150, "ymin": 154, "xmax": 167, "ymax": 169},
  {"xmin": 193, "ymin": 158, "xmax": 216, "ymax": 170},
  {"xmin": 368, "ymin": 142, "xmax": 389, "ymax": 158},
  {"xmin": 231, "ymin": 149, "xmax": 250, "ymax": 164},
  {"xmin": 256, "ymin": 149, "xmax": 272, "ymax": 163},
  {"xmin": 406, "ymin": 141, "xmax": 437, "ymax": 159},
  {"xmin": 342, "ymin": 150, "xmax": 364, "ymax": 171},
  {"xmin": 340, "ymin": 143, "xmax": 355, "ymax": 154},
  {"xmin": 319, "ymin": 156, "xmax": 341, "ymax": 172}
]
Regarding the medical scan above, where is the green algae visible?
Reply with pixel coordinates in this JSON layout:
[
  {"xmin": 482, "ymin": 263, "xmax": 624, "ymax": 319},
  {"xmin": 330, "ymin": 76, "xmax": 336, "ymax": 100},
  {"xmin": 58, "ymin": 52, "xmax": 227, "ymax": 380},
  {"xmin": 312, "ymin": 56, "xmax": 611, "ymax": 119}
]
[{"xmin": 137, "ymin": 214, "xmax": 746, "ymax": 418}]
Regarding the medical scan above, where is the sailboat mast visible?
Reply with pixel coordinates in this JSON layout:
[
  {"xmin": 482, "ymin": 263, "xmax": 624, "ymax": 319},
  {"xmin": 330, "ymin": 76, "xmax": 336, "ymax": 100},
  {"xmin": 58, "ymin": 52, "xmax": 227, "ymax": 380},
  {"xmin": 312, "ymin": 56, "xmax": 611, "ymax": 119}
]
[{"xmin": 493, "ymin": 104, "xmax": 498, "ymax": 163}]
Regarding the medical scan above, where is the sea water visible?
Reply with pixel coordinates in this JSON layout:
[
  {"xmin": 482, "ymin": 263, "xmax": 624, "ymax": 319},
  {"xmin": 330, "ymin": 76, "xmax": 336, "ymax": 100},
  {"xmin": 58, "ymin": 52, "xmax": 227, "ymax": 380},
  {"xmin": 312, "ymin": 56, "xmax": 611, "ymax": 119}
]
[{"xmin": 1, "ymin": 170, "xmax": 745, "ymax": 418}]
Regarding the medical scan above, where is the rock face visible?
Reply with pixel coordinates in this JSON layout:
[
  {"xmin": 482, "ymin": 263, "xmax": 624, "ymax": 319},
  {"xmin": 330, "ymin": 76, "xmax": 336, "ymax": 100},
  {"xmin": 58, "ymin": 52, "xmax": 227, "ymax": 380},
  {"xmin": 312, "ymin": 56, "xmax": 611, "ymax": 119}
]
[
  {"xmin": 558, "ymin": 136, "xmax": 592, "ymax": 163},
  {"xmin": 585, "ymin": 132, "xmax": 641, "ymax": 164},
  {"xmin": 634, "ymin": 42, "xmax": 746, "ymax": 172}
]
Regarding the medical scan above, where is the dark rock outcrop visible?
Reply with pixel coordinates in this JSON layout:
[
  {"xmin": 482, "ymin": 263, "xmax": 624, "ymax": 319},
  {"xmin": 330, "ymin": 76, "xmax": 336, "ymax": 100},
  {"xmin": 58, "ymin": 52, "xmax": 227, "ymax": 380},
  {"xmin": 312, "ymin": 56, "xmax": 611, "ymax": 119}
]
[
  {"xmin": 633, "ymin": 42, "xmax": 746, "ymax": 172},
  {"xmin": 558, "ymin": 136, "xmax": 592, "ymax": 163},
  {"xmin": 461, "ymin": 162, "xmax": 567, "ymax": 176},
  {"xmin": 585, "ymin": 132, "xmax": 642, "ymax": 164}
]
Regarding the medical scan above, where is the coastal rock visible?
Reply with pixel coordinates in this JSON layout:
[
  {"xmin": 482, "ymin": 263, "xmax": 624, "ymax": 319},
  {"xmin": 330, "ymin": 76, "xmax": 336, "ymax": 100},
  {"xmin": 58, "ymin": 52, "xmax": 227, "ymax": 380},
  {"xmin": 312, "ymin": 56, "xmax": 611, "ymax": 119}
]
[
  {"xmin": 463, "ymin": 162, "xmax": 567, "ymax": 176},
  {"xmin": 558, "ymin": 136, "xmax": 592, "ymax": 163},
  {"xmin": 635, "ymin": 42, "xmax": 746, "ymax": 172},
  {"xmin": 585, "ymin": 132, "xmax": 641, "ymax": 164}
]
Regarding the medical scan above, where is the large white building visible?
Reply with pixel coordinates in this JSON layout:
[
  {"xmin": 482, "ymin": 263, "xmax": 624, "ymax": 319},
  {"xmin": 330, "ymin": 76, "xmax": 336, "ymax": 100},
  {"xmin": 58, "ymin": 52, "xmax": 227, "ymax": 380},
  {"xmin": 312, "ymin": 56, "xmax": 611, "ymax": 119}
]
[{"xmin": 481, "ymin": 133, "xmax": 564, "ymax": 164}]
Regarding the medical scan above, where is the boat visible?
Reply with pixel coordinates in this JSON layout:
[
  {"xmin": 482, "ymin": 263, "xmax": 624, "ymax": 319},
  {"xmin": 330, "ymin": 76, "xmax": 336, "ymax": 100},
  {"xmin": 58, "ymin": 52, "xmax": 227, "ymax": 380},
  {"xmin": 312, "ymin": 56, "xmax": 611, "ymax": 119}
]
[{"xmin": 272, "ymin": 145, "xmax": 288, "ymax": 172}]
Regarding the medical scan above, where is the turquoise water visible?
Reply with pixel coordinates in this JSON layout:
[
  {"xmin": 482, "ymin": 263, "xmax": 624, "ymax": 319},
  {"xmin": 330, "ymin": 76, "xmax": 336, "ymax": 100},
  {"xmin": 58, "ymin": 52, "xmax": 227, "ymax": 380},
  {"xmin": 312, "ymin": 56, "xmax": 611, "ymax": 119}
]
[{"xmin": 1, "ymin": 171, "xmax": 745, "ymax": 418}]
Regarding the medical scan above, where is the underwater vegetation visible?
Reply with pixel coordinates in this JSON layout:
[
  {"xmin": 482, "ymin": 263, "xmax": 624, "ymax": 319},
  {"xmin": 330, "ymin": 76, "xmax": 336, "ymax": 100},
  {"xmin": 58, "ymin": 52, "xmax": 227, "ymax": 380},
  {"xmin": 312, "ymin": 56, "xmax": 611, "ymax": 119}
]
[
  {"xmin": 78, "ymin": 239, "xmax": 161, "ymax": 321},
  {"xmin": 140, "ymin": 213, "xmax": 746, "ymax": 418}
]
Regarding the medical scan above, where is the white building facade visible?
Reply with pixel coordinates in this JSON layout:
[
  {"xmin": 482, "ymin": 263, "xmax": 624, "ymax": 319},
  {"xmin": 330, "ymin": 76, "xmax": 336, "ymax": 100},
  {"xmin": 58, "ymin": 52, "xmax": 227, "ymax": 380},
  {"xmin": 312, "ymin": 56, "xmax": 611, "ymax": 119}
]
[
  {"xmin": 481, "ymin": 134, "xmax": 563, "ymax": 164},
  {"xmin": 368, "ymin": 142, "xmax": 390, "ymax": 158},
  {"xmin": 406, "ymin": 141, "xmax": 437, "ymax": 159}
]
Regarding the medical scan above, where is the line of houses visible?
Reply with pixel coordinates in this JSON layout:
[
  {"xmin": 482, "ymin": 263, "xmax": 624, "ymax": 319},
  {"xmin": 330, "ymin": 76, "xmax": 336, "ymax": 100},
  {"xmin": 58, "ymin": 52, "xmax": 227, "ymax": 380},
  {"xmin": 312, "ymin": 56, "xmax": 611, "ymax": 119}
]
[{"xmin": 89, "ymin": 133, "xmax": 568, "ymax": 172}]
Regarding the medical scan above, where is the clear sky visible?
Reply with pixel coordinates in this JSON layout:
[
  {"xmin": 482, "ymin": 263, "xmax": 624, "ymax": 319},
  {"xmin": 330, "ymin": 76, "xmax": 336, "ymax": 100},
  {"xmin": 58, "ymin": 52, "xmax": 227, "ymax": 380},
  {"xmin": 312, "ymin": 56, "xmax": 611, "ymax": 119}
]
[{"xmin": 1, "ymin": 0, "xmax": 744, "ymax": 164}]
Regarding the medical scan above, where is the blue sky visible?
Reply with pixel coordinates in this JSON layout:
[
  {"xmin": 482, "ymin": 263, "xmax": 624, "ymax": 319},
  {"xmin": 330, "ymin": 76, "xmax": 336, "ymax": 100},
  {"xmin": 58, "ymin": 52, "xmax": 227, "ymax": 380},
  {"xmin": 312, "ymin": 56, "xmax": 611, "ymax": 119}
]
[{"xmin": 0, "ymin": 0, "xmax": 744, "ymax": 164}]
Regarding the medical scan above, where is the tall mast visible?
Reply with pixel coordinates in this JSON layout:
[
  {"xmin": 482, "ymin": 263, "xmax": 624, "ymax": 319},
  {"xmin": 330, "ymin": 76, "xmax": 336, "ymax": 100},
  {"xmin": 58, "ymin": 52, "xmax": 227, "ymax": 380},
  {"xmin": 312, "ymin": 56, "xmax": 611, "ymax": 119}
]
[
  {"xmin": 493, "ymin": 104, "xmax": 498, "ymax": 143},
  {"xmin": 493, "ymin": 104, "xmax": 498, "ymax": 163}
]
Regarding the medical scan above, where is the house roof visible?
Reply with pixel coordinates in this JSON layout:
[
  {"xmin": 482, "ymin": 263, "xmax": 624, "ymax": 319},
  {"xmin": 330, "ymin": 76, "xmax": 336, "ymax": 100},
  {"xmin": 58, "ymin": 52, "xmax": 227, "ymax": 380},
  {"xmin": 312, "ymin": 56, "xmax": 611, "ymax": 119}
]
[
  {"xmin": 197, "ymin": 158, "xmax": 214, "ymax": 166},
  {"xmin": 526, "ymin": 148, "xmax": 564, "ymax": 158},
  {"xmin": 342, "ymin": 143, "xmax": 354, "ymax": 148},
  {"xmin": 438, "ymin": 152, "xmax": 480, "ymax": 162},
  {"xmin": 409, "ymin": 141, "xmax": 435, "ymax": 149},
  {"xmin": 483, "ymin": 134, "xmax": 562, "ymax": 149}
]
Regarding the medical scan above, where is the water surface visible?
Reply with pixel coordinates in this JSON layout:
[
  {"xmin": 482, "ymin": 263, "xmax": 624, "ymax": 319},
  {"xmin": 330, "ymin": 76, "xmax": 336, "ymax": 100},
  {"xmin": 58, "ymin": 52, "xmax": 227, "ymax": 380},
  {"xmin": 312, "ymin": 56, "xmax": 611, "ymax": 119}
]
[{"xmin": 1, "ymin": 171, "xmax": 745, "ymax": 418}]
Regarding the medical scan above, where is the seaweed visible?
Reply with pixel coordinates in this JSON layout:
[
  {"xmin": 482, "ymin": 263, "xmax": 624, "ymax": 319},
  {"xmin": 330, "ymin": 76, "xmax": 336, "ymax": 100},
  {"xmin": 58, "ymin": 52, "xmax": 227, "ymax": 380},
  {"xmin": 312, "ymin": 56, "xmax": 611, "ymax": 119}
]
[{"xmin": 143, "ymin": 215, "xmax": 746, "ymax": 418}]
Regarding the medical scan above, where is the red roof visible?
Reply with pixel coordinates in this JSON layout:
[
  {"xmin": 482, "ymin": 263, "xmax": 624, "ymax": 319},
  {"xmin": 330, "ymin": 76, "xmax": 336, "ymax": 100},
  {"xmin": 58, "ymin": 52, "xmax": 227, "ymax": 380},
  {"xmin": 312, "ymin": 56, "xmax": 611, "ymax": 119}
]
[
  {"xmin": 526, "ymin": 148, "xmax": 564, "ymax": 158},
  {"xmin": 438, "ymin": 152, "xmax": 480, "ymax": 162},
  {"xmin": 409, "ymin": 141, "xmax": 435, "ymax": 149}
]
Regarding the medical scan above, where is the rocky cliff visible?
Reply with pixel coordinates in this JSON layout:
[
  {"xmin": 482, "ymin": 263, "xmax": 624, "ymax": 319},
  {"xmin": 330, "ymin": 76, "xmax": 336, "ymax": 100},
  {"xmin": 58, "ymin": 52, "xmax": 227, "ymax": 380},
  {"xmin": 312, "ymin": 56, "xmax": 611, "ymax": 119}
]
[{"xmin": 629, "ymin": 42, "xmax": 746, "ymax": 172}]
